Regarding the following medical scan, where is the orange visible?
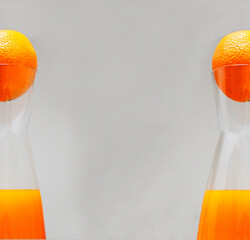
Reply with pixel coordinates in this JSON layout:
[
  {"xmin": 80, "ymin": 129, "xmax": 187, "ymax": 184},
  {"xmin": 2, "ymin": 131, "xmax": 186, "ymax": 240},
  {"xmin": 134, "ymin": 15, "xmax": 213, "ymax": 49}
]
[
  {"xmin": 0, "ymin": 30, "xmax": 37, "ymax": 101},
  {"xmin": 212, "ymin": 30, "xmax": 250, "ymax": 102}
]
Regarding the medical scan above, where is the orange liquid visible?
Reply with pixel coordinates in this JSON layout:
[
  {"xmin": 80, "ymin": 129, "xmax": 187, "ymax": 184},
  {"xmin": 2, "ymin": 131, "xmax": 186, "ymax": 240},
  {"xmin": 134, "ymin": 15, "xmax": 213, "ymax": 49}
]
[
  {"xmin": 0, "ymin": 189, "xmax": 46, "ymax": 239},
  {"xmin": 197, "ymin": 190, "xmax": 250, "ymax": 240}
]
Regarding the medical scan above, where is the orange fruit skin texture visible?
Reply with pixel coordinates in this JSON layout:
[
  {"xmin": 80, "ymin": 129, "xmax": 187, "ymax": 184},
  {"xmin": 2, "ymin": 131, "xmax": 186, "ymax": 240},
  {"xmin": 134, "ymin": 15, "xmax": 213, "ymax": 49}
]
[
  {"xmin": 212, "ymin": 30, "xmax": 250, "ymax": 102},
  {"xmin": 0, "ymin": 30, "xmax": 37, "ymax": 102},
  {"xmin": 212, "ymin": 31, "xmax": 250, "ymax": 70}
]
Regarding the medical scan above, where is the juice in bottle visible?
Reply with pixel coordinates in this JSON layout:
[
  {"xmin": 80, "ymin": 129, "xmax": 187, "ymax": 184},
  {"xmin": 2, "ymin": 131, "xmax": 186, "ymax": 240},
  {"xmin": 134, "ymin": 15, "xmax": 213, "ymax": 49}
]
[
  {"xmin": 0, "ymin": 189, "xmax": 46, "ymax": 239},
  {"xmin": 198, "ymin": 190, "xmax": 250, "ymax": 239}
]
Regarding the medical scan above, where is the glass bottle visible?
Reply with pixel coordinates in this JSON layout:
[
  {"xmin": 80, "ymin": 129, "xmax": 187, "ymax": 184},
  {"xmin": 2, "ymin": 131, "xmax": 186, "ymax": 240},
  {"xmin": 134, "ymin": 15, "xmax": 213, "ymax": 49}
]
[
  {"xmin": 0, "ymin": 66, "xmax": 46, "ymax": 239},
  {"xmin": 197, "ymin": 65, "xmax": 250, "ymax": 239}
]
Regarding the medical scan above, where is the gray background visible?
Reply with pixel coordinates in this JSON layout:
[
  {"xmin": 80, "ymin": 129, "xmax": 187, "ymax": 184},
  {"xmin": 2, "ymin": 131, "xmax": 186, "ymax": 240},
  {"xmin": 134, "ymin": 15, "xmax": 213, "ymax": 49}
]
[{"xmin": 1, "ymin": 0, "xmax": 250, "ymax": 239}]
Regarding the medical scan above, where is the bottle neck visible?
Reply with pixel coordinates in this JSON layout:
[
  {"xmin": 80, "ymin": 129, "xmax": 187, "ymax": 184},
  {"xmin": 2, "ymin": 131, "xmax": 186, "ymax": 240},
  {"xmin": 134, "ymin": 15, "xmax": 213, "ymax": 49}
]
[
  {"xmin": 0, "ymin": 87, "xmax": 33, "ymax": 135},
  {"xmin": 0, "ymin": 87, "xmax": 38, "ymax": 189},
  {"xmin": 214, "ymin": 80, "xmax": 250, "ymax": 134}
]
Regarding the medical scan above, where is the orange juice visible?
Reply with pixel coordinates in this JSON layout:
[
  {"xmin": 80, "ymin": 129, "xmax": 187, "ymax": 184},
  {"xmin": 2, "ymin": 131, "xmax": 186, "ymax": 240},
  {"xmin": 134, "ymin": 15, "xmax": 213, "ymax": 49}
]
[
  {"xmin": 197, "ymin": 190, "xmax": 250, "ymax": 239},
  {"xmin": 0, "ymin": 189, "xmax": 46, "ymax": 239}
]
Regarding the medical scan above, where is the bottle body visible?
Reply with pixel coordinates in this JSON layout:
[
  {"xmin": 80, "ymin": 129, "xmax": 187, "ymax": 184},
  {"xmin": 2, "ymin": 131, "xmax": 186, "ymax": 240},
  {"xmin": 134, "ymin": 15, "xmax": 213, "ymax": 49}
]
[{"xmin": 0, "ymin": 86, "xmax": 46, "ymax": 239}]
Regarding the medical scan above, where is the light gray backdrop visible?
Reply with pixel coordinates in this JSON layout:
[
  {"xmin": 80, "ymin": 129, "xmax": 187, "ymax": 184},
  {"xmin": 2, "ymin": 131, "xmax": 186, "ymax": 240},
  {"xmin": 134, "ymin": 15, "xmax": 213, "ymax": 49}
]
[{"xmin": 1, "ymin": 0, "xmax": 249, "ymax": 239}]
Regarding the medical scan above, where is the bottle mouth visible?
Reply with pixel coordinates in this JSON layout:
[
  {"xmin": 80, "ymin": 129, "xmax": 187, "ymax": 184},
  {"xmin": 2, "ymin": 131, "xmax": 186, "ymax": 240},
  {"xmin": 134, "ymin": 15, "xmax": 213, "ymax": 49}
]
[
  {"xmin": 0, "ymin": 65, "xmax": 36, "ymax": 102},
  {"xmin": 213, "ymin": 64, "xmax": 250, "ymax": 102}
]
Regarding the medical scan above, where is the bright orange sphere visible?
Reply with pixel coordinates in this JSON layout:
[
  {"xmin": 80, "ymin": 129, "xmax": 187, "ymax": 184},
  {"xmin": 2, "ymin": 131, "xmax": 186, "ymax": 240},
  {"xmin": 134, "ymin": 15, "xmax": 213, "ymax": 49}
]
[{"xmin": 0, "ymin": 30, "xmax": 37, "ymax": 101}]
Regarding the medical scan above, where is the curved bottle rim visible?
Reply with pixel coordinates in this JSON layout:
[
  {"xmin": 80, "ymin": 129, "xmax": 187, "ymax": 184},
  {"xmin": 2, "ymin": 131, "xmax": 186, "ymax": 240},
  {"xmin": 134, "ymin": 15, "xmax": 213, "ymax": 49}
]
[
  {"xmin": 0, "ymin": 64, "xmax": 36, "ymax": 71},
  {"xmin": 212, "ymin": 64, "xmax": 250, "ymax": 72}
]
